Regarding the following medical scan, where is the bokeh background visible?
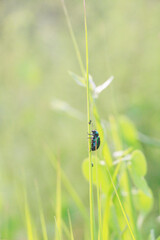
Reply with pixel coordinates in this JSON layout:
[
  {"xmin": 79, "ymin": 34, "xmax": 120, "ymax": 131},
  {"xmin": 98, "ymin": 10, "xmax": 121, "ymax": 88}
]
[{"xmin": 0, "ymin": 0, "xmax": 160, "ymax": 239}]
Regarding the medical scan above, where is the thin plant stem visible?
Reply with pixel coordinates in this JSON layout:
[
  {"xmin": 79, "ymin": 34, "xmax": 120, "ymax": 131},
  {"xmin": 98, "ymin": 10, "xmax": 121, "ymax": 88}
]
[
  {"xmin": 60, "ymin": 0, "xmax": 85, "ymax": 76},
  {"xmin": 84, "ymin": 1, "xmax": 95, "ymax": 240},
  {"xmin": 35, "ymin": 184, "xmax": 48, "ymax": 240},
  {"xmin": 95, "ymin": 153, "xmax": 102, "ymax": 240},
  {"xmin": 45, "ymin": 145, "xmax": 88, "ymax": 221},
  {"xmin": 68, "ymin": 210, "xmax": 75, "ymax": 240},
  {"xmin": 105, "ymin": 164, "xmax": 136, "ymax": 240},
  {"xmin": 55, "ymin": 158, "xmax": 62, "ymax": 240}
]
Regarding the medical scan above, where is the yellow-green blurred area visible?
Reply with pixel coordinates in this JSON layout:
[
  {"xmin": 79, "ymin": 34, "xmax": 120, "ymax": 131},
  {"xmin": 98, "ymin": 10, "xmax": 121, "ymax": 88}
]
[{"xmin": 0, "ymin": 0, "xmax": 160, "ymax": 239}]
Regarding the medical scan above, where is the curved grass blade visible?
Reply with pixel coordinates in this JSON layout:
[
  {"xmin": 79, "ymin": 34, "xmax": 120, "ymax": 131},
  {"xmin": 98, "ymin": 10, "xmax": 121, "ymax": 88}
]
[
  {"xmin": 24, "ymin": 192, "xmax": 37, "ymax": 240},
  {"xmin": 104, "ymin": 164, "xmax": 136, "ymax": 240},
  {"xmin": 60, "ymin": 0, "xmax": 85, "ymax": 76},
  {"xmin": 56, "ymin": 159, "xmax": 62, "ymax": 240},
  {"xmin": 68, "ymin": 211, "xmax": 75, "ymax": 240},
  {"xmin": 35, "ymin": 184, "xmax": 48, "ymax": 240},
  {"xmin": 45, "ymin": 145, "xmax": 88, "ymax": 222}
]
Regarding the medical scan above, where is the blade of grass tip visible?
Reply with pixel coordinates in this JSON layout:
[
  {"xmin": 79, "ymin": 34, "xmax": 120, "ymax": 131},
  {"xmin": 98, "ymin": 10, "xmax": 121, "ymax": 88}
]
[
  {"xmin": 60, "ymin": 0, "xmax": 85, "ymax": 76},
  {"xmin": 55, "ymin": 158, "xmax": 62, "ymax": 240},
  {"xmin": 61, "ymin": 219, "xmax": 71, "ymax": 240},
  {"xmin": 24, "ymin": 192, "xmax": 35, "ymax": 240},
  {"xmin": 44, "ymin": 145, "xmax": 89, "ymax": 222},
  {"xmin": 35, "ymin": 183, "xmax": 48, "ymax": 240},
  {"xmin": 54, "ymin": 217, "xmax": 61, "ymax": 240},
  {"xmin": 68, "ymin": 210, "xmax": 75, "ymax": 240},
  {"xmin": 104, "ymin": 164, "xmax": 136, "ymax": 240},
  {"xmin": 84, "ymin": 0, "xmax": 95, "ymax": 240}
]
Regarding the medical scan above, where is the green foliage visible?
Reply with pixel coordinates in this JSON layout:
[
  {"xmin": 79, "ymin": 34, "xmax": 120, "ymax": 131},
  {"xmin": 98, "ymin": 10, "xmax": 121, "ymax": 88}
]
[
  {"xmin": 128, "ymin": 150, "xmax": 151, "ymax": 197},
  {"xmin": 82, "ymin": 157, "xmax": 110, "ymax": 193},
  {"xmin": 118, "ymin": 116, "xmax": 141, "ymax": 149},
  {"xmin": 0, "ymin": 0, "xmax": 159, "ymax": 239},
  {"xmin": 129, "ymin": 150, "xmax": 147, "ymax": 177},
  {"xmin": 82, "ymin": 115, "xmax": 154, "ymax": 240},
  {"xmin": 133, "ymin": 190, "xmax": 153, "ymax": 214}
]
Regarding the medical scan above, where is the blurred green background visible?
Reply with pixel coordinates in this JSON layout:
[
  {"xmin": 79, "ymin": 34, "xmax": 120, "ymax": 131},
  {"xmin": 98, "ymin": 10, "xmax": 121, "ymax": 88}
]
[{"xmin": 0, "ymin": 0, "xmax": 160, "ymax": 239}]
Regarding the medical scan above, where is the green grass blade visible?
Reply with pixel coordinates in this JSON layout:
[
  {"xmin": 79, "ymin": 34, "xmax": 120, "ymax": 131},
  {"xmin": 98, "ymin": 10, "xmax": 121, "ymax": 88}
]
[
  {"xmin": 102, "ymin": 197, "xmax": 111, "ymax": 240},
  {"xmin": 45, "ymin": 145, "xmax": 88, "ymax": 222},
  {"xmin": 61, "ymin": 220, "xmax": 71, "ymax": 240},
  {"xmin": 110, "ymin": 115, "xmax": 140, "ymax": 239},
  {"xmin": 60, "ymin": 0, "xmax": 85, "ymax": 76},
  {"xmin": 35, "ymin": 184, "xmax": 48, "ymax": 240},
  {"xmin": 55, "ymin": 159, "xmax": 62, "ymax": 240},
  {"xmin": 54, "ymin": 217, "xmax": 61, "ymax": 240},
  {"xmin": 39, "ymin": 210, "xmax": 48, "ymax": 240},
  {"xmin": 95, "ymin": 153, "xmax": 102, "ymax": 240},
  {"xmin": 24, "ymin": 193, "xmax": 37, "ymax": 240},
  {"xmin": 68, "ymin": 211, "xmax": 75, "ymax": 240},
  {"xmin": 104, "ymin": 164, "xmax": 136, "ymax": 240},
  {"xmin": 84, "ymin": 0, "xmax": 95, "ymax": 239}
]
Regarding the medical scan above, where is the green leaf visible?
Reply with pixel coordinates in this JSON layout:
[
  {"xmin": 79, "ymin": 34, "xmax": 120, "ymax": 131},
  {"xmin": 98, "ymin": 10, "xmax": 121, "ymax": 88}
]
[
  {"xmin": 133, "ymin": 190, "xmax": 153, "ymax": 213},
  {"xmin": 118, "ymin": 116, "xmax": 141, "ymax": 149},
  {"xmin": 130, "ymin": 173, "xmax": 151, "ymax": 197},
  {"xmin": 69, "ymin": 71, "xmax": 86, "ymax": 87},
  {"xmin": 128, "ymin": 150, "xmax": 151, "ymax": 196},
  {"xmin": 51, "ymin": 99, "xmax": 84, "ymax": 120},
  {"xmin": 129, "ymin": 150, "xmax": 147, "ymax": 177},
  {"xmin": 156, "ymin": 237, "xmax": 160, "ymax": 240},
  {"xmin": 82, "ymin": 157, "xmax": 110, "ymax": 193}
]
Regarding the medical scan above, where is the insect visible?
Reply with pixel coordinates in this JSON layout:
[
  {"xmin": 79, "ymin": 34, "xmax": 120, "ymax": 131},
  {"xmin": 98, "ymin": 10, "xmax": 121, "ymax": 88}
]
[{"xmin": 88, "ymin": 129, "xmax": 101, "ymax": 151}]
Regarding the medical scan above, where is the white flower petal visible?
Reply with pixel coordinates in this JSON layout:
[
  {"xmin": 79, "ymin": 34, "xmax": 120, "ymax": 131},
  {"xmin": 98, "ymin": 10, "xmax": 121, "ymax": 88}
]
[
  {"xmin": 89, "ymin": 74, "xmax": 96, "ymax": 90},
  {"xmin": 51, "ymin": 99, "xmax": 84, "ymax": 120},
  {"xmin": 95, "ymin": 76, "xmax": 114, "ymax": 95},
  {"xmin": 69, "ymin": 71, "xmax": 86, "ymax": 87}
]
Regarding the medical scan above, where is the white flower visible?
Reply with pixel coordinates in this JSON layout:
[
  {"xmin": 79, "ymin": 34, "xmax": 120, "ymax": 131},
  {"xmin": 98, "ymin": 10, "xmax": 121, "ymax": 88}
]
[{"xmin": 89, "ymin": 75, "xmax": 114, "ymax": 98}]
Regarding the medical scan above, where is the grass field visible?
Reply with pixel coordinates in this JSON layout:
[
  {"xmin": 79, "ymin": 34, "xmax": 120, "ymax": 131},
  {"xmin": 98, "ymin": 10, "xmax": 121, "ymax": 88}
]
[{"xmin": 0, "ymin": 0, "xmax": 160, "ymax": 239}]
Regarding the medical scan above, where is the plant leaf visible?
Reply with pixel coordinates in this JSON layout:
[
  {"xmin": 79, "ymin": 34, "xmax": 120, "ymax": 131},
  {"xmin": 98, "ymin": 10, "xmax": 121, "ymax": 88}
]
[
  {"xmin": 69, "ymin": 71, "xmax": 86, "ymax": 86},
  {"xmin": 94, "ymin": 76, "xmax": 114, "ymax": 98},
  {"xmin": 82, "ymin": 157, "xmax": 110, "ymax": 193},
  {"xmin": 129, "ymin": 150, "xmax": 147, "ymax": 177},
  {"xmin": 130, "ymin": 173, "xmax": 151, "ymax": 197},
  {"xmin": 89, "ymin": 74, "xmax": 96, "ymax": 90},
  {"xmin": 133, "ymin": 189, "xmax": 153, "ymax": 214},
  {"xmin": 51, "ymin": 99, "xmax": 84, "ymax": 120},
  {"xmin": 118, "ymin": 116, "xmax": 141, "ymax": 149},
  {"xmin": 128, "ymin": 150, "xmax": 151, "ymax": 196}
]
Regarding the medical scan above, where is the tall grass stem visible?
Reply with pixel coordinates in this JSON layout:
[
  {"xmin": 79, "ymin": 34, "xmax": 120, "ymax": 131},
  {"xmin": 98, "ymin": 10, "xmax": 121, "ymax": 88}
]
[
  {"xmin": 84, "ymin": 1, "xmax": 95, "ymax": 240},
  {"xmin": 60, "ymin": 0, "xmax": 85, "ymax": 76}
]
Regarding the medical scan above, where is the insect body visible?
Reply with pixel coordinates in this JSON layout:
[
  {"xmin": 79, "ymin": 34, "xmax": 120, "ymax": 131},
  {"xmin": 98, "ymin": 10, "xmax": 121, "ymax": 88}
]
[{"xmin": 89, "ymin": 130, "xmax": 100, "ymax": 151}]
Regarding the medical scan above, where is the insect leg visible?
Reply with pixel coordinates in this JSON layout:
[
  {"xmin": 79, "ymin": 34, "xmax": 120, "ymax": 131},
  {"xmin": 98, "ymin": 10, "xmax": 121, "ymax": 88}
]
[{"xmin": 88, "ymin": 120, "xmax": 92, "ymax": 125}]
